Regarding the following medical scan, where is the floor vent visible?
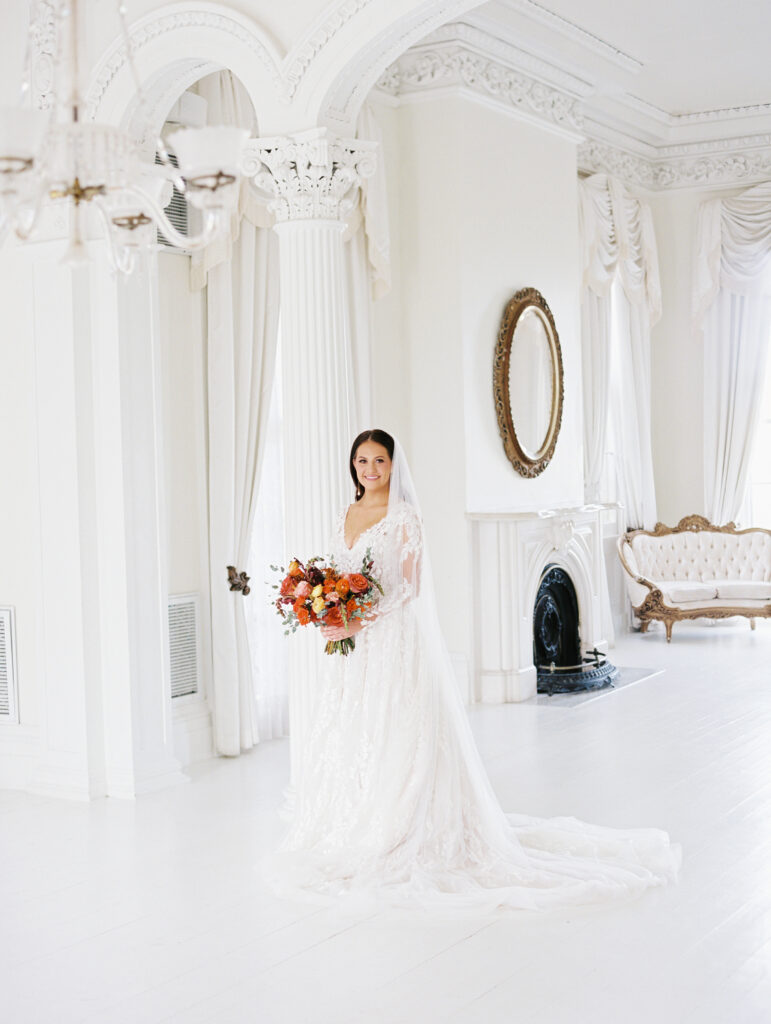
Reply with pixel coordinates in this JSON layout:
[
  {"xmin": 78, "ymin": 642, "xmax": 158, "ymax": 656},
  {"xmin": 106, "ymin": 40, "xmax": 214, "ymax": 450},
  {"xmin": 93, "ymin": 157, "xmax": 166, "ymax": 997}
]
[
  {"xmin": 168, "ymin": 595, "xmax": 199, "ymax": 699},
  {"xmin": 0, "ymin": 607, "xmax": 19, "ymax": 721}
]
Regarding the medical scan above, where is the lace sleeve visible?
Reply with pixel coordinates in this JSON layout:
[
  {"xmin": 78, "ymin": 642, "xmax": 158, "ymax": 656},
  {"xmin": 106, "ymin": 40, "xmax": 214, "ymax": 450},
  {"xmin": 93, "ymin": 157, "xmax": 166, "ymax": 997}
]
[{"xmin": 369, "ymin": 504, "xmax": 423, "ymax": 621}]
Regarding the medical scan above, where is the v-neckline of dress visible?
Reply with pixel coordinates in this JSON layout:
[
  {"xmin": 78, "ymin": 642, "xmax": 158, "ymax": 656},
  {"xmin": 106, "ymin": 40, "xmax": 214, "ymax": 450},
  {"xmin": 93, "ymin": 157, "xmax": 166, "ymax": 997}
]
[{"xmin": 343, "ymin": 505, "xmax": 389, "ymax": 551}]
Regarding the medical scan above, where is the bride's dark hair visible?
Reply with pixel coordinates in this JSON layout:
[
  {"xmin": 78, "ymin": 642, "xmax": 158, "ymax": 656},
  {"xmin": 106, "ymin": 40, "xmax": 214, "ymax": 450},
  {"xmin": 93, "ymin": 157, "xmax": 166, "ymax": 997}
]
[{"xmin": 349, "ymin": 429, "xmax": 395, "ymax": 501}]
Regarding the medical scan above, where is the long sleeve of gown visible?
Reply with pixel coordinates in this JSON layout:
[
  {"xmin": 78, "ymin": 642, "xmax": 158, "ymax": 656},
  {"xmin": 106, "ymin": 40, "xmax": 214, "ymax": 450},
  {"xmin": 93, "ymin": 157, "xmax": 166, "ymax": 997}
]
[{"xmin": 366, "ymin": 504, "xmax": 422, "ymax": 622}]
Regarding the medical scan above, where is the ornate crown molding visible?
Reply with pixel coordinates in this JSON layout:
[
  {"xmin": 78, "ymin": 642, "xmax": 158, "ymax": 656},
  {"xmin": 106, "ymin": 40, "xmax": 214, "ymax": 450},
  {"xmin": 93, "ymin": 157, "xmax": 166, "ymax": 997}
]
[
  {"xmin": 243, "ymin": 129, "xmax": 377, "ymax": 222},
  {"xmin": 578, "ymin": 137, "xmax": 771, "ymax": 191},
  {"xmin": 377, "ymin": 44, "xmax": 583, "ymax": 135},
  {"xmin": 85, "ymin": 5, "xmax": 284, "ymax": 120},
  {"xmin": 283, "ymin": 0, "xmax": 373, "ymax": 99},
  {"xmin": 416, "ymin": 22, "xmax": 593, "ymax": 97}
]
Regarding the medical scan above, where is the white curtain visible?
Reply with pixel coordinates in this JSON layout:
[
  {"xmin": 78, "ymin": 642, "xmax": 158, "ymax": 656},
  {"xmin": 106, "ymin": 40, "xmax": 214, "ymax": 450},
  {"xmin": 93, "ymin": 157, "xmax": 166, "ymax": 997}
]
[
  {"xmin": 579, "ymin": 174, "xmax": 661, "ymax": 529},
  {"xmin": 694, "ymin": 181, "xmax": 771, "ymax": 525},
  {"xmin": 193, "ymin": 72, "xmax": 280, "ymax": 755}
]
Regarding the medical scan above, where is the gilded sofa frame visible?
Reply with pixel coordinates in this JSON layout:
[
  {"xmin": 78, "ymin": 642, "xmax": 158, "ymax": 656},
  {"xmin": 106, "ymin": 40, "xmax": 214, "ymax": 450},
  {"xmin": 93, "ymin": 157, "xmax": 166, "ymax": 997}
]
[{"xmin": 617, "ymin": 515, "xmax": 771, "ymax": 642}]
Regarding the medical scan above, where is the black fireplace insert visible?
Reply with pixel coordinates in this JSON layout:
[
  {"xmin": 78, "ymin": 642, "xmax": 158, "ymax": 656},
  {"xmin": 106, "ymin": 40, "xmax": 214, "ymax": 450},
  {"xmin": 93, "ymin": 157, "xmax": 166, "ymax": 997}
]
[{"xmin": 533, "ymin": 564, "xmax": 618, "ymax": 694}]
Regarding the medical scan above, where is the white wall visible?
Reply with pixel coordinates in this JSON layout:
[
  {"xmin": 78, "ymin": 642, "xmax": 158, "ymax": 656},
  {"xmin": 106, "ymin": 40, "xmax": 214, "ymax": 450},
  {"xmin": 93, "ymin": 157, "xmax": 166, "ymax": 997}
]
[
  {"xmin": 458, "ymin": 103, "xmax": 583, "ymax": 515},
  {"xmin": 0, "ymin": 249, "xmax": 42, "ymax": 782},
  {"xmin": 158, "ymin": 253, "xmax": 208, "ymax": 598},
  {"xmin": 374, "ymin": 93, "xmax": 584, "ymax": 673},
  {"xmin": 157, "ymin": 252, "xmax": 213, "ymax": 766}
]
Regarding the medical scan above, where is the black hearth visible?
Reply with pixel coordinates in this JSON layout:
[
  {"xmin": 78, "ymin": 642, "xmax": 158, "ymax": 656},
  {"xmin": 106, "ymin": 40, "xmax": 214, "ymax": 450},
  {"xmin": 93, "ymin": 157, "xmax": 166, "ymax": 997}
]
[{"xmin": 533, "ymin": 564, "xmax": 618, "ymax": 694}]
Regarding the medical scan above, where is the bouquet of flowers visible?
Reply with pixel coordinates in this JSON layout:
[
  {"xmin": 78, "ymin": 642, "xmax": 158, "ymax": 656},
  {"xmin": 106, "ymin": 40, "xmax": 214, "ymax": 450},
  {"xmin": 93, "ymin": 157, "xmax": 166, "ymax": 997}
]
[{"xmin": 270, "ymin": 548, "xmax": 383, "ymax": 656}]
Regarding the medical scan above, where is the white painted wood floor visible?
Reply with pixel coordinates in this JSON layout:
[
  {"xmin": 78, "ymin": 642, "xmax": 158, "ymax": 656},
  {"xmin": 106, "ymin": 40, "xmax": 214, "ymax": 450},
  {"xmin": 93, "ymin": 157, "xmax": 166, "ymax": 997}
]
[{"xmin": 3, "ymin": 620, "xmax": 771, "ymax": 1024}]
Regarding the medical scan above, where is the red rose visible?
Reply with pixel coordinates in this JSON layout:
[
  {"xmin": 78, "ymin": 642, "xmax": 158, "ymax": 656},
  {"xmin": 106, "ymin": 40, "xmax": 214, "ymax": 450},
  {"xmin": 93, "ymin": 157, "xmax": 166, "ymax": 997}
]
[{"xmin": 325, "ymin": 605, "xmax": 343, "ymax": 628}]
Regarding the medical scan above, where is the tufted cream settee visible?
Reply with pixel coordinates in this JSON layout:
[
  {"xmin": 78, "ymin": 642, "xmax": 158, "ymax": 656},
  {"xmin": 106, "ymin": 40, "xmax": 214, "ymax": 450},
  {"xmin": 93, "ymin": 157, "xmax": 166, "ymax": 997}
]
[{"xmin": 617, "ymin": 515, "xmax": 771, "ymax": 641}]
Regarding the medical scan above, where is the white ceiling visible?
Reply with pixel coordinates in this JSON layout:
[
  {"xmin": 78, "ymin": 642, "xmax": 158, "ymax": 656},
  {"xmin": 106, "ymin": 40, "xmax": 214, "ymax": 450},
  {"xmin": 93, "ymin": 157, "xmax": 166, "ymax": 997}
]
[{"xmin": 469, "ymin": 0, "xmax": 771, "ymax": 125}]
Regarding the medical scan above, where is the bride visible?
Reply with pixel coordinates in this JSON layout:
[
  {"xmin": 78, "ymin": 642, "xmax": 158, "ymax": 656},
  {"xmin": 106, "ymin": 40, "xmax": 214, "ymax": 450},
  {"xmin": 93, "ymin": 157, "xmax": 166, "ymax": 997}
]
[{"xmin": 267, "ymin": 429, "xmax": 680, "ymax": 910}]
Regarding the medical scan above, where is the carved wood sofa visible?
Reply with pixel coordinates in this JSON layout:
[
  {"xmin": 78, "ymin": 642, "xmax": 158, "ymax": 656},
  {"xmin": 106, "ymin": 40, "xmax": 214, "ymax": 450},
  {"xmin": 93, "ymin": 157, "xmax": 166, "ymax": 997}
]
[{"xmin": 617, "ymin": 515, "xmax": 771, "ymax": 641}]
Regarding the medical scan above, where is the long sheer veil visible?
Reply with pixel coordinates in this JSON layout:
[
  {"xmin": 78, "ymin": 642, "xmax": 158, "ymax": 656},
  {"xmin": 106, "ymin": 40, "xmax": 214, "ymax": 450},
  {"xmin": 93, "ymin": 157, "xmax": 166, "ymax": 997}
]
[{"xmin": 385, "ymin": 437, "xmax": 532, "ymax": 856}]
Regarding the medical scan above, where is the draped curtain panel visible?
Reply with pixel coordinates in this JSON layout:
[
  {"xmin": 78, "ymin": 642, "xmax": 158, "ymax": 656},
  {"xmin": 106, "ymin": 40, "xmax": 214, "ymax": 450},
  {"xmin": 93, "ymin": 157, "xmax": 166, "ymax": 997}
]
[
  {"xmin": 579, "ymin": 174, "xmax": 661, "ymax": 530},
  {"xmin": 694, "ymin": 181, "xmax": 771, "ymax": 525},
  {"xmin": 193, "ymin": 72, "xmax": 280, "ymax": 755},
  {"xmin": 193, "ymin": 80, "xmax": 390, "ymax": 755}
]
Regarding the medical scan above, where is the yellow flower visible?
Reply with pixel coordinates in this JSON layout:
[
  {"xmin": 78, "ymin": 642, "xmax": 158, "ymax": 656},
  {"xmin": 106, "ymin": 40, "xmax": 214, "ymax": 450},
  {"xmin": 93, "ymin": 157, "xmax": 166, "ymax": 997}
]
[
  {"xmin": 311, "ymin": 584, "xmax": 323, "ymax": 598},
  {"xmin": 312, "ymin": 596, "xmax": 326, "ymax": 615}
]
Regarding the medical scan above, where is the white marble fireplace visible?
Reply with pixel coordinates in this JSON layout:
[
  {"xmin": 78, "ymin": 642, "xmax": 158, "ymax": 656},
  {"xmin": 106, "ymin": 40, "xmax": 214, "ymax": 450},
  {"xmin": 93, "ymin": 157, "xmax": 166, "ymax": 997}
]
[{"xmin": 468, "ymin": 506, "xmax": 614, "ymax": 703}]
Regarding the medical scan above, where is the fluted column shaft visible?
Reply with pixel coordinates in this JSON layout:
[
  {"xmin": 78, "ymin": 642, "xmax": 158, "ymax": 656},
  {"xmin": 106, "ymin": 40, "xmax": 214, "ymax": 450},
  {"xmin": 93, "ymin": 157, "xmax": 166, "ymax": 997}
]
[{"xmin": 248, "ymin": 128, "xmax": 376, "ymax": 788}]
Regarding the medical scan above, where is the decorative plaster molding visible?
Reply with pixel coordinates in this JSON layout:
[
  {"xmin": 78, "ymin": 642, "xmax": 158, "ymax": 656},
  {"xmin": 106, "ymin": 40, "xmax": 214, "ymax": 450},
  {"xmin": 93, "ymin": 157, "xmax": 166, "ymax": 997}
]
[
  {"xmin": 377, "ymin": 45, "xmax": 583, "ymax": 133},
  {"xmin": 417, "ymin": 21, "xmax": 593, "ymax": 97},
  {"xmin": 283, "ymin": 0, "xmax": 373, "ymax": 99},
  {"xmin": 244, "ymin": 129, "xmax": 377, "ymax": 222},
  {"xmin": 578, "ymin": 137, "xmax": 771, "ymax": 191},
  {"xmin": 85, "ymin": 6, "xmax": 284, "ymax": 121},
  {"xmin": 29, "ymin": 1, "xmax": 56, "ymax": 111},
  {"xmin": 623, "ymin": 92, "xmax": 771, "ymax": 129}
]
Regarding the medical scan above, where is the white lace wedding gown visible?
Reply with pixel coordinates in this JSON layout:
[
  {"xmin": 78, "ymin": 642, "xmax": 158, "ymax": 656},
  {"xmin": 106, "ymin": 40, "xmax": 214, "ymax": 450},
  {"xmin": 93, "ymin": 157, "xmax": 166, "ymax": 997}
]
[{"xmin": 267, "ymin": 501, "xmax": 680, "ymax": 911}]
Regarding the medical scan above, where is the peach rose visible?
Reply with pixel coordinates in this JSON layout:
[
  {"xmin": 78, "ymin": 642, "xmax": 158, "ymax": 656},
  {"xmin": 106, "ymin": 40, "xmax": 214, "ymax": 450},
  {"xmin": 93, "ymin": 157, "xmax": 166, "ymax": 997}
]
[
  {"xmin": 348, "ymin": 573, "xmax": 369, "ymax": 594},
  {"xmin": 294, "ymin": 580, "xmax": 311, "ymax": 599}
]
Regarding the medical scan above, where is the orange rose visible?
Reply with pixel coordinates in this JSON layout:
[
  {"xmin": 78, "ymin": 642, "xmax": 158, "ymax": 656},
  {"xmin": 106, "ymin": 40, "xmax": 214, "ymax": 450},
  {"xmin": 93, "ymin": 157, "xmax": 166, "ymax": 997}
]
[
  {"xmin": 346, "ymin": 597, "xmax": 357, "ymax": 616},
  {"xmin": 323, "ymin": 579, "xmax": 337, "ymax": 593},
  {"xmin": 288, "ymin": 559, "xmax": 303, "ymax": 578},
  {"xmin": 296, "ymin": 606, "xmax": 310, "ymax": 625},
  {"xmin": 348, "ymin": 573, "xmax": 369, "ymax": 594},
  {"xmin": 280, "ymin": 576, "xmax": 295, "ymax": 597},
  {"xmin": 335, "ymin": 578, "xmax": 350, "ymax": 597},
  {"xmin": 325, "ymin": 605, "xmax": 343, "ymax": 628}
]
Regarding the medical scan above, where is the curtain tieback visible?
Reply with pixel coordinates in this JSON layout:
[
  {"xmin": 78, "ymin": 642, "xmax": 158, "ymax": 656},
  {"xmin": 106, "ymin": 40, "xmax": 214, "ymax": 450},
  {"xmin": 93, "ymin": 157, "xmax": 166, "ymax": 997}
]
[{"xmin": 226, "ymin": 566, "xmax": 251, "ymax": 596}]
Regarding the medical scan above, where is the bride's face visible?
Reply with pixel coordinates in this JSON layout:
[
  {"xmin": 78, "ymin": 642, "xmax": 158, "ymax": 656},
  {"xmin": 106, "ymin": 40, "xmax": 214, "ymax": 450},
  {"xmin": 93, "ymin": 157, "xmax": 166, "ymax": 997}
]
[{"xmin": 354, "ymin": 441, "xmax": 392, "ymax": 497}]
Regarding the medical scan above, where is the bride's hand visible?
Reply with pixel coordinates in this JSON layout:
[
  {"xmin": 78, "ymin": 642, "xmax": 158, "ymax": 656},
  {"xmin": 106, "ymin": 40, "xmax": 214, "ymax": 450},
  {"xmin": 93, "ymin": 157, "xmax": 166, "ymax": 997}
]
[{"xmin": 320, "ymin": 619, "xmax": 364, "ymax": 641}]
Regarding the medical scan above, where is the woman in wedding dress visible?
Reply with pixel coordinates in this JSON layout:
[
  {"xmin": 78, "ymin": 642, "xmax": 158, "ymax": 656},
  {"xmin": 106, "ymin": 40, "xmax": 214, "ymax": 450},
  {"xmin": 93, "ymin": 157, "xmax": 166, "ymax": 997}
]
[{"xmin": 267, "ymin": 429, "xmax": 680, "ymax": 910}]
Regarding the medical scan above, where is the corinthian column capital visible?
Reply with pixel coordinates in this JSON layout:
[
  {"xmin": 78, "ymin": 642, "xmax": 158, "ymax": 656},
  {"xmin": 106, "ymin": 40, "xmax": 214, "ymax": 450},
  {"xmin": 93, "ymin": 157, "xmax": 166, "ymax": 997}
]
[{"xmin": 243, "ymin": 127, "xmax": 377, "ymax": 222}]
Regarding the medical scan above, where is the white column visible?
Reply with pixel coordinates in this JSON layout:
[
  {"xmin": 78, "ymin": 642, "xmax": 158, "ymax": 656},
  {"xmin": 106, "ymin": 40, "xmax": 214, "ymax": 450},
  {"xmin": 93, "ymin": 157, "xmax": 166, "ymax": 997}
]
[
  {"xmin": 29, "ymin": 239, "xmax": 185, "ymax": 798},
  {"xmin": 246, "ymin": 129, "xmax": 376, "ymax": 788}
]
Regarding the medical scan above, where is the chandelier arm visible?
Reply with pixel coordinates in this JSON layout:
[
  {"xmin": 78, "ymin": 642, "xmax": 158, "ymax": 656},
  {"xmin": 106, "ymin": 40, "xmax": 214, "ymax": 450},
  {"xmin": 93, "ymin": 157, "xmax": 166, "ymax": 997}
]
[
  {"xmin": 120, "ymin": 184, "xmax": 225, "ymax": 250},
  {"xmin": 92, "ymin": 200, "xmax": 137, "ymax": 274},
  {"xmin": 12, "ymin": 189, "xmax": 48, "ymax": 242}
]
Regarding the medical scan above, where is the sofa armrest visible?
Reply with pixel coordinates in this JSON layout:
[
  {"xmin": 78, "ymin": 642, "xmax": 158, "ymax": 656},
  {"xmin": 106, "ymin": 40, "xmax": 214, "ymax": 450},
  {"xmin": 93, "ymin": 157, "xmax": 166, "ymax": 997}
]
[{"xmin": 617, "ymin": 537, "xmax": 656, "ymax": 608}]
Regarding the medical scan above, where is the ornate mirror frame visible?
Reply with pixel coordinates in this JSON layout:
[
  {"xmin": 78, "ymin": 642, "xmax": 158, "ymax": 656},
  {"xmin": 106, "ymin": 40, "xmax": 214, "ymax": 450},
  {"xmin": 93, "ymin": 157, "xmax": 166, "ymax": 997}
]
[{"xmin": 493, "ymin": 286, "xmax": 564, "ymax": 478}]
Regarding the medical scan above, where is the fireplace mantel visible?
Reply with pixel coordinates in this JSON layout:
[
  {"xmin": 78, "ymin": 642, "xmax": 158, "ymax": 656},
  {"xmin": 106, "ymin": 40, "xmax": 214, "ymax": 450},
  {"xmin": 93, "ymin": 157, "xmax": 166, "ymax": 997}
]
[{"xmin": 467, "ymin": 506, "xmax": 616, "ymax": 702}]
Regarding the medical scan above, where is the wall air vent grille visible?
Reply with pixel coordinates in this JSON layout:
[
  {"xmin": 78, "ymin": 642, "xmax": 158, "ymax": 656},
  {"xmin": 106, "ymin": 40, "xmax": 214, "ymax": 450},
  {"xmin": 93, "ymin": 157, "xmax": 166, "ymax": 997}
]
[
  {"xmin": 168, "ymin": 595, "xmax": 199, "ymax": 699},
  {"xmin": 0, "ymin": 607, "xmax": 19, "ymax": 721},
  {"xmin": 155, "ymin": 151, "xmax": 188, "ymax": 249}
]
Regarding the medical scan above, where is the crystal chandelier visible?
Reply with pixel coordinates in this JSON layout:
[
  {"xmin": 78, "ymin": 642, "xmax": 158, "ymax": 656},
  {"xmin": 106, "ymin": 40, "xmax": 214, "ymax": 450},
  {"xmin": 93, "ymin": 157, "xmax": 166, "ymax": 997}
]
[{"xmin": 0, "ymin": 0, "xmax": 249, "ymax": 273}]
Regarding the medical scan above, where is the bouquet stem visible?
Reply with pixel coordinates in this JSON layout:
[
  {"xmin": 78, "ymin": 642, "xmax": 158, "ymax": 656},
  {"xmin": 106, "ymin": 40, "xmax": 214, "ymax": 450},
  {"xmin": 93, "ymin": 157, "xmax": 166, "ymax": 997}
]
[{"xmin": 325, "ymin": 637, "xmax": 356, "ymax": 656}]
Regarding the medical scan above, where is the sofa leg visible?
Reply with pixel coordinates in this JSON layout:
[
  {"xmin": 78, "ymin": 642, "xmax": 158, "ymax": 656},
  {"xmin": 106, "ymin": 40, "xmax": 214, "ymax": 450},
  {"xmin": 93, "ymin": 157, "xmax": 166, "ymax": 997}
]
[
  {"xmin": 640, "ymin": 620, "xmax": 650, "ymax": 634},
  {"xmin": 665, "ymin": 620, "xmax": 673, "ymax": 643},
  {"xmin": 750, "ymin": 618, "xmax": 756, "ymax": 631}
]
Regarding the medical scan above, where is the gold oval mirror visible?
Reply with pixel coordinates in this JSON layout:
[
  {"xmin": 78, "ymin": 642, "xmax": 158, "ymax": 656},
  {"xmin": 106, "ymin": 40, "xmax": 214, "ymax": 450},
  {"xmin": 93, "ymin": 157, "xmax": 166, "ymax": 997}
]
[{"xmin": 493, "ymin": 287, "xmax": 564, "ymax": 478}]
